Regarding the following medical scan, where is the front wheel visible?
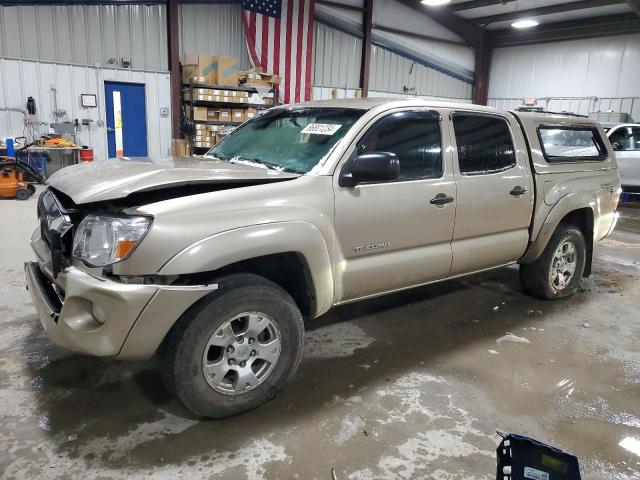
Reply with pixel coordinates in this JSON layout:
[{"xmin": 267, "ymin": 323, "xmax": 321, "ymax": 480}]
[
  {"xmin": 158, "ymin": 273, "xmax": 304, "ymax": 418},
  {"xmin": 520, "ymin": 222, "xmax": 586, "ymax": 300}
]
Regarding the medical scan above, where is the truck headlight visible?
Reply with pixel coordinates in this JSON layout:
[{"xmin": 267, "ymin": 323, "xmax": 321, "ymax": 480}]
[{"xmin": 72, "ymin": 215, "xmax": 151, "ymax": 267}]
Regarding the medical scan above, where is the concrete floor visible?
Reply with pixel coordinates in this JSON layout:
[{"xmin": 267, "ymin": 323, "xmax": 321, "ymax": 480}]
[{"xmin": 1, "ymin": 189, "xmax": 639, "ymax": 480}]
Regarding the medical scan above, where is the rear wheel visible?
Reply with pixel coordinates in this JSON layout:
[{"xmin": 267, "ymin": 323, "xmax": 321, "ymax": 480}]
[
  {"xmin": 15, "ymin": 189, "xmax": 30, "ymax": 200},
  {"xmin": 520, "ymin": 223, "xmax": 586, "ymax": 300},
  {"xmin": 158, "ymin": 273, "xmax": 304, "ymax": 418}
]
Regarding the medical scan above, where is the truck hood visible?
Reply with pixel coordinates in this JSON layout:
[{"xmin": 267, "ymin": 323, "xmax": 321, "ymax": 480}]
[{"xmin": 46, "ymin": 156, "xmax": 300, "ymax": 204}]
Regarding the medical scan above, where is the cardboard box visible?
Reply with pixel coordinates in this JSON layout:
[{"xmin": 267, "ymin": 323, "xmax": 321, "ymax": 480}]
[
  {"xmin": 171, "ymin": 139, "xmax": 190, "ymax": 156},
  {"xmin": 207, "ymin": 109, "xmax": 218, "ymax": 121},
  {"xmin": 232, "ymin": 109, "xmax": 245, "ymax": 123},
  {"xmin": 193, "ymin": 107, "xmax": 208, "ymax": 121},
  {"xmin": 182, "ymin": 54, "xmax": 240, "ymax": 86},
  {"xmin": 245, "ymin": 108, "xmax": 258, "ymax": 121},
  {"xmin": 218, "ymin": 109, "xmax": 232, "ymax": 122}
]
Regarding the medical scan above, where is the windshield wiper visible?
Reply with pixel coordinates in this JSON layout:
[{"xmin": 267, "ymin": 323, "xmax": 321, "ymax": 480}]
[{"xmin": 233, "ymin": 157, "xmax": 302, "ymax": 174}]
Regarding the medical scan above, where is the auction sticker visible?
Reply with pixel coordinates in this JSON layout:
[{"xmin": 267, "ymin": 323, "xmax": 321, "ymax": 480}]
[
  {"xmin": 524, "ymin": 467, "xmax": 549, "ymax": 480},
  {"xmin": 301, "ymin": 123, "xmax": 342, "ymax": 135}
]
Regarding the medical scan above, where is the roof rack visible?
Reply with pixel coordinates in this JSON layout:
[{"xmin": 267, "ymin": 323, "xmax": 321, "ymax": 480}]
[{"xmin": 514, "ymin": 106, "xmax": 588, "ymax": 118}]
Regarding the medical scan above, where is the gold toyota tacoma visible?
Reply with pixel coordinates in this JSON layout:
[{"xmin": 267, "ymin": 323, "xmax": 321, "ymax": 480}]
[{"xmin": 25, "ymin": 99, "xmax": 620, "ymax": 418}]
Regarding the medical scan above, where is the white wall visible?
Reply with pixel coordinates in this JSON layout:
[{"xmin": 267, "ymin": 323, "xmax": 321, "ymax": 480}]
[
  {"xmin": 0, "ymin": 58, "xmax": 172, "ymax": 161},
  {"xmin": 488, "ymin": 34, "xmax": 640, "ymax": 99}
]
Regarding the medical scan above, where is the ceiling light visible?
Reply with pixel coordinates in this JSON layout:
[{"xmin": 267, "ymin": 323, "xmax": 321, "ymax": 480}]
[
  {"xmin": 421, "ymin": 0, "xmax": 451, "ymax": 6},
  {"xmin": 511, "ymin": 19, "xmax": 539, "ymax": 29}
]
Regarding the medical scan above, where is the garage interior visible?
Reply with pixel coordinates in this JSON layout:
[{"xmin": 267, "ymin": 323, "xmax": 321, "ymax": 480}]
[{"xmin": 1, "ymin": 0, "xmax": 640, "ymax": 479}]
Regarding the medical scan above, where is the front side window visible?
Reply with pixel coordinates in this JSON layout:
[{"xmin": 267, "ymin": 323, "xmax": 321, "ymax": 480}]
[
  {"xmin": 452, "ymin": 114, "xmax": 516, "ymax": 175},
  {"xmin": 359, "ymin": 111, "xmax": 443, "ymax": 181},
  {"xmin": 207, "ymin": 107, "xmax": 365, "ymax": 173},
  {"xmin": 539, "ymin": 126, "xmax": 607, "ymax": 162},
  {"xmin": 609, "ymin": 126, "xmax": 640, "ymax": 151}
]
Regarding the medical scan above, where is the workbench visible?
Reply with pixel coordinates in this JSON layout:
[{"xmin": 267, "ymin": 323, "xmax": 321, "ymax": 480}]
[{"xmin": 24, "ymin": 146, "xmax": 82, "ymax": 177}]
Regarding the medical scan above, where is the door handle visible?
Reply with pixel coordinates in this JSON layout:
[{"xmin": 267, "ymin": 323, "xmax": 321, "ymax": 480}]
[
  {"xmin": 510, "ymin": 186, "xmax": 527, "ymax": 197},
  {"xmin": 430, "ymin": 193, "xmax": 454, "ymax": 206},
  {"xmin": 106, "ymin": 127, "xmax": 115, "ymax": 133}
]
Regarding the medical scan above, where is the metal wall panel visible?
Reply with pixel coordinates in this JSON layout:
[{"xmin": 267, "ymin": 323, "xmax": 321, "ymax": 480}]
[
  {"xmin": 179, "ymin": 3, "xmax": 251, "ymax": 69},
  {"xmin": 312, "ymin": 86, "xmax": 472, "ymax": 103},
  {"xmin": 487, "ymin": 96, "xmax": 640, "ymax": 122},
  {"xmin": 489, "ymin": 34, "xmax": 640, "ymax": 100},
  {"xmin": 0, "ymin": 58, "xmax": 172, "ymax": 161},
  {"xmin": 313, "ymin": 22, "xmax": 362, "ymax": 89},
  {"xmin": 0, "ymin": 4, "xmax": 167, "ymax": 72},
  {"xmin": 369, "ymin": 44, "xmax": 472, "ymax": 100}
]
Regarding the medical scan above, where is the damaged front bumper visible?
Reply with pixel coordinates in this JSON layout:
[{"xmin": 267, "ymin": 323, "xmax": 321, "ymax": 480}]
[{"xmin": 26, "ymin": 229, "xmax": 217, "ymax": 360}]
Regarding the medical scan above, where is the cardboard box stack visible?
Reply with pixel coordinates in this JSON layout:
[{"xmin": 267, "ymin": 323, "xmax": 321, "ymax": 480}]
[
  {"xmin": 182, "ymin": 54, "xmax": 240, "ymax": 86},
  {"xmin": 182, "ymin": 54, "xmax": 280, "ymax": 152}
]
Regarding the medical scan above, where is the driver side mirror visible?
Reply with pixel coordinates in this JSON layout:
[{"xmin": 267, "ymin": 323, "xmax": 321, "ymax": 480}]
[
  {"xmin": 339, "ymin": 152, "xmax": 400, "ymax": 187},
  {"xmin": 611, "ymin": 142, "xmax": 623, "ymax": 151}
]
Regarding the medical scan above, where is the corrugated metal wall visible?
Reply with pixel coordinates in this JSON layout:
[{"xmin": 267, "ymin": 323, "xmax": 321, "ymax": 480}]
[
  {"xmin": 312, "ymin": 22, "xmax": 472, "ymax": 100},
  {"xmin": 179, "ymin": 3, "xmax": 251, "ymax": 69},
  {"xmin": 0, "ymin": 58, "xmax": 172, "ymax": 161},
  {"xmin": 487, "ymin": 96, "xmax": 640, "ymax": 122},
  {"xmin": 313, "ymin": 22, "xmax": 362, "ymax": 89},
  {"xmin": 488, "ymin": 34, "xmax": 640, "ymax": 100},
  {"xmin": 0, "ymin": 4, "xmax": 167, "ymax": 72},
  {"xmin": 369, "ymin": 44, "xmax": 472, "ymax": 100}
]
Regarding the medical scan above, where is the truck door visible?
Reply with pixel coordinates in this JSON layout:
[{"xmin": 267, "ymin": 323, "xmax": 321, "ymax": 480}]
[
  {"xmin": 449, "ymin": 112, "xmax": 534, "ymax": 274},
  {"xmin": 333, "ymin": 109, "xmax": 456, "ymax": 302},
  {"xmin": 609, "ymin": 125, "xmax": 640, "ymax": 188}
]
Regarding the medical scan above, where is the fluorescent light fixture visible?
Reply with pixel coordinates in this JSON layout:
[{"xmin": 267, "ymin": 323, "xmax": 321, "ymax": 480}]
[
  {"xmin": 421, "ymin": 0, "xmax": 451, "ymax": 6},
  {"xmin": 511, "ymin": 19, "xmax": 539, "ymax": 29}
]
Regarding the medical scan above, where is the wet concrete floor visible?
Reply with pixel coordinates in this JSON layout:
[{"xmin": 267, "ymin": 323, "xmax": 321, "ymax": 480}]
[{"xmin": 1, "ymin": 191, "xmax": 639, "ymax": 479}]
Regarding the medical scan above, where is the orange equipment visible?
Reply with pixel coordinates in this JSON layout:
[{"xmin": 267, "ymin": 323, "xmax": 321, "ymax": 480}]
[{"xmin": 0, "ymin": 157, "xmax": 40, "ymax": 200}]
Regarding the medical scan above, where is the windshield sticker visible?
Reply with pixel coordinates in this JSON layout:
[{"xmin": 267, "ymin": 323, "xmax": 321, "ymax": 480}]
[{"xmin": 301, "ymin": 123, "xmax": 342, "ymax": 135}]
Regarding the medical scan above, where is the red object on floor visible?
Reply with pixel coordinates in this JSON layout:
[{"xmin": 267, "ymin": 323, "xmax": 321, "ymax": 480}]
[{"xmin": 79, "ymin": 149, "xmax": 94, "ymax": 162}]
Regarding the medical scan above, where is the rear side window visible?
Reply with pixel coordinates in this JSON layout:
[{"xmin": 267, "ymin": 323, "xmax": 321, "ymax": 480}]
[
  {"xmin": 359, "ymin": 111, "xmax": 443, "ymax": 181},
  {"xmin": 452, "ymin": 114, "xmax": 516, "ymax": 175},
  {"xmin": 538, "ymin": 126, "xmax": 607, "ymax": 162}
]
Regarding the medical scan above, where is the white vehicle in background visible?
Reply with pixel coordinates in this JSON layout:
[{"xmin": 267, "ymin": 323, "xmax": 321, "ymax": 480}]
[{"xmin": 607, "ymin": 124, "xmax": 640, "ymax": 188}]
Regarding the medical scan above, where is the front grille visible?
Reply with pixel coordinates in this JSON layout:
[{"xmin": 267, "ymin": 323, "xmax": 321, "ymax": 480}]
[{"xmin": 37, "ymin": 188, "xmax": 76, "ymax": 277}]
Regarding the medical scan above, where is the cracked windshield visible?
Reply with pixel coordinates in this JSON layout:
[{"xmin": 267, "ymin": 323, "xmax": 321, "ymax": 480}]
[{"xmin": 205, "ymin": 107, "xmax": 365, "ymax": 173}]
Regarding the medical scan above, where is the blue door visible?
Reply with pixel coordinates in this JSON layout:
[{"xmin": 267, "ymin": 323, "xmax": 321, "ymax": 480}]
[{"xmin": 105, "ymin": 81, "xmax": 148, "ymax": 157}]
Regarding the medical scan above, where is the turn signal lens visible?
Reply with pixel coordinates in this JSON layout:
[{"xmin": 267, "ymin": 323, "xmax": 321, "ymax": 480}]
[{"xmin": 117, "ymin": 240, "xmax": 139, "ymax": 259}]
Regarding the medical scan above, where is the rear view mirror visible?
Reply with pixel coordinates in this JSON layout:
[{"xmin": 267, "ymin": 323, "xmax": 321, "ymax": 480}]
[
  {"xmin": 611, "ymin": 142, "xmax": 623, "ymax": 151},
  {"xmin": 339, "ymin": 152, "xmax": 400, "ymax": 187}
]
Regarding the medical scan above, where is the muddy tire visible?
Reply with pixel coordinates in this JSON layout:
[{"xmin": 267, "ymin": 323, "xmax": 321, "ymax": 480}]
[
  {"xmin": 15, "ymin": 189, "xmax": 30, "ymax": 200},
  {"xmin": 158, "ymin": 273, "xmax": 304, "ymax": 418},
  {"xmin": 520, "ymin": 222, "xmax": 586, "ymax": 300}
]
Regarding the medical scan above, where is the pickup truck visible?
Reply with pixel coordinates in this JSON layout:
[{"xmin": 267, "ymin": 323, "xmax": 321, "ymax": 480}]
[
  {"xmin": 607, "ymin": 123, "xmax": 640, "ymax": 188},
  {"xmin": 25, "ymin": 99, "xmax": 620, "ymax": 418}
]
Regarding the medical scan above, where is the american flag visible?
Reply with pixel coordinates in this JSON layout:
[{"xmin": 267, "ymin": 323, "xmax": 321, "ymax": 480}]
[{"xmin": 241, "ymin": 0, "xmax": 315, "ymax": 104}]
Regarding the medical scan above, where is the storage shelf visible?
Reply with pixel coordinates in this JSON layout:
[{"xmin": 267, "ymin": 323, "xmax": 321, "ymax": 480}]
[
  {"xmin": 183, "ymin": 82, "xmax": 258, "ymax": 93},
  {"xmin": 193, "ymin": 120, "xmax": 242, "ymax": 126},
  {"xmin": 186, "ymin": 100, "xmax": 266, "ymax": 109}
]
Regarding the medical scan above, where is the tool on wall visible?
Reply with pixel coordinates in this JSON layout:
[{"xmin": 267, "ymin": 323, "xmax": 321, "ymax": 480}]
[{"xmin": 50, "ymin": 86, "xmax": 67, "ymax": 120}]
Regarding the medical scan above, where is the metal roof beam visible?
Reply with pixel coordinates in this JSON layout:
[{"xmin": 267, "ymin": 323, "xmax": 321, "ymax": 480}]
[
  {"xmin": 395, "ymin": 0, "xmax": 486, "ymax": 48},
  {"xmin": 627, "ymin": 0, "xmax": 640, "ymax": 18},
  {"xmin": 490, "ymin": 12, "xmax": 640, "ymax": 46},
  {"xmin": 449, "ymin": 0, "xmax": 516, "ymax": 12},
  {"xmin": 472, "ymin": 0, "xmax": 627, "ymax": 26}
]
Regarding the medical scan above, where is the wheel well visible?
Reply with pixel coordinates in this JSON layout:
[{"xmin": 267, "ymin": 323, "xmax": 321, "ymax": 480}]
[
  {"xmin": 560, "ymin": 208, "xmax": 594, "ymax": 277},
  {"xmin": 183, "ymin": 252, "xmax": 317, "ymax": 319}
]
